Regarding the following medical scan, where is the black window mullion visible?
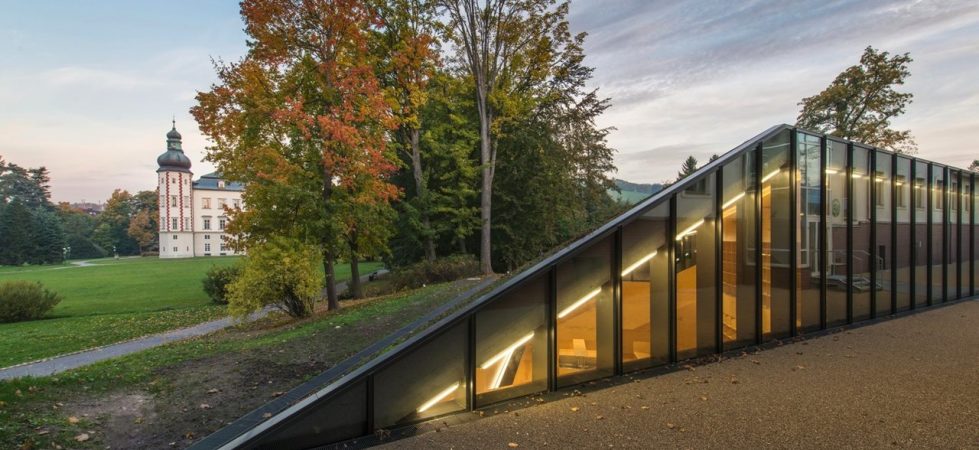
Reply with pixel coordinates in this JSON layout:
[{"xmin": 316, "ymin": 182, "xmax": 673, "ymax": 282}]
[
  {"xmin": 754, "ymin": 144, "xmax": 764, "ymax": 344},
  {"xmin": 789, "ymin": 130, "xmax": 798, "ymax": 336},
  {"xmin": 869, "ymin": 150, "xmax": 877, "ymax": 317},
  {"xmin": 909, "ymin": 159, "xmax": 917, "ymax": 310},
  {"xmin": 668, "ymin": 195, "xmax": 678, "ymax": 363},
  {"xmin": 846, "ymin": 143, "xmax": 854, "ymax": 323},
  {"xmin": 819, "ymin": 136, "xmax": 828, "ymax": 329}
]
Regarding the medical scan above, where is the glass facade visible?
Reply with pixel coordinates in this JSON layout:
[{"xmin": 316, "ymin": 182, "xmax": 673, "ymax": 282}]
[
  {"xmin": 852, "ymin": 146, "xmax": 872, "ymax": 321},
  {"xmin": 914, "ymin": 161, "xmax": 929, "ymax": 307},
  {"xmin": 720, "ymin": 154, "xmax": 757, "ymax": 348},
  {"xmin": 797, "ymin": 133, "xmax": 821, "ymax": 332},
  {"xmin": 875, "ymin": 151, "xmax": 893, "ymax": 316},
  {"xmin": 825, "ymin": 140, "xmax": 848, "ymax": 326},
  {"xmin": 226, "ymin": 126, "xmax": 979, "ymax": 449}
]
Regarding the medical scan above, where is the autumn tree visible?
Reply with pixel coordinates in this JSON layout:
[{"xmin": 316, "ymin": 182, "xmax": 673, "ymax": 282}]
[
  {"xmin": 376, "ymin": 0, "xmax": 441, "ymax": 262},
  {"xmin": 797, "ymin": 46, "xmax": 916, "ymax": 153},
  {"xmin": 193, "ymin": 0, "xmax": 398, "ymax": 310},
  {"xmin": 441, "ymin": 0, "xmax": 571, "ymax": 274}
]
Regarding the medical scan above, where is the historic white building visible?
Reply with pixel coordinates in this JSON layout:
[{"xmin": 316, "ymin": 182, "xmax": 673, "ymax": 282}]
[{"xmin": 156, "ymin": 122, "xmax": 244, "ymax": 258}]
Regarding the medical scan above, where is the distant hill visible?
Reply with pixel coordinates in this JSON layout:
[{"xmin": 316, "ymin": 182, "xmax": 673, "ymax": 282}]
[{"xmin": 608, "ymin": 178, "xmax": 664, "ymax": 204}]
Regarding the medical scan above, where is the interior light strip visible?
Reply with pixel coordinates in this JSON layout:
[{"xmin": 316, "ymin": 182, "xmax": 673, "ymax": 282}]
[
  {"xmin": 721, "ymin": 192, "xmax": 745, "ymax": 210},
  {"xmin": 480, "ymin": 332, "xmax": 535, "ymax": 369},
  {"xmin": 621, "ymin": 251, "xmax": 657, "ymax": 277},
  {"xmin": 761, "ymin": 168, "xmax": 781, "ymax": 183},
  {"xmin": 417, "ymin": 382, "xmax": 460, "ymax": 413},
  {"xmin": 675, "ymin": 219, "xmax": 705, "ymax": 241},
  {"xmin": 824, "ymin": 168, "xmax": 839, "ymax": 175},
  {"xmin": 557, "ymin": 287, "xmax": 602, "ymax": 319},
  {"xmin": 851, "ymin": 173, "xmax": 864, "ymax": 179}
]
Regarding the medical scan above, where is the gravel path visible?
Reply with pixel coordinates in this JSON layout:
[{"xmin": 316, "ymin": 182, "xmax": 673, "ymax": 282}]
[
  {"xmin": 384, "ymin": 299, "xmax": 979, "ymax": 449},
  {"xmin": 0, "ymin": 270, "xmax": 386, "ymax": 380}
]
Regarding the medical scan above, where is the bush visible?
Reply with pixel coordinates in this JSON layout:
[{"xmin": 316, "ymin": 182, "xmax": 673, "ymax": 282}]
[
  {"xmin": 388, "ymin": 255, "xmax": 480, "ymax": 291},
  {"xmin": 0, "ymin": 281, "xmax": 62, "ymax": 323},
  {"xmin": 227, "ymin": 237, "xmax": 323, "ymax": 319},
  {"xmin": 202, "ymin": 264, "xmax": 243, "ymax": 304}
]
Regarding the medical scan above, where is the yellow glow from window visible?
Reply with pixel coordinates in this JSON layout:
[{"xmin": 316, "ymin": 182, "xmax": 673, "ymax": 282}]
[
  {"xmin": 824, "ymin": 168, "xmax": 839, "ymax": 175},
  {"xmin": 417, "ymin": 382, "xmax": 460, "ymax": 413},
  {"xmin": 557, "ymin": 287, "xmax": 602, "ymax": 319},
  {"xmin": 851, "ymin": 173, "xmax": 864, "ymax": 179},
  {"xmin": 761, "ymin": 169, "xmax": 781, "ymax": 183},
  {"xmin": 675, "ymin": 219, "xmax": 705, "ymax": 241},
  {"xmin": 480, "ymin": 332, "xmax": 535, "ymax": 370},
  {"xmin": 721, "ymin": 191, "xmax": 745, "ymax": 210},
  {"xmin": 621, "ymin": 251, "xmax": 657, "ymax": 277}
]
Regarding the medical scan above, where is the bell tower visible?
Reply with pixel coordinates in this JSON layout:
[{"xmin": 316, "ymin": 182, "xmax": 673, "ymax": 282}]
[{"xmin": 156, "ymin": 120, "xmax": 194, "ymax": 258}]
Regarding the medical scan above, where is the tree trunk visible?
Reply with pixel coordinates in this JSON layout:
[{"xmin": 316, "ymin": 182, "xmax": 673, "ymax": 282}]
[
  {"xmin": 323, "ymin": 250, "xmax": 339, "ymax": 311},
  {"xmin": 348, "ymin": 230, "xmax": 363, "ymax": 299},
  {"xmin": 409, "ymin": 128, "xmax": 436, "ymax": 262},
  {"xmin": 320, "ymin": 163, "xmax": 339, "ymax": 310},
  {"xmin": 477, "ymin": 85, "xmax": 494, "ymax": 275}
]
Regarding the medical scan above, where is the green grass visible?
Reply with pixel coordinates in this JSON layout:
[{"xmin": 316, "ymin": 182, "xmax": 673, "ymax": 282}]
[
  {"xmin": 0, "ymin": 257, "xmax": 381, "ymax": 367},
  {"xmin": 0, "ymin": 281, "xmax": 471, "ymax": 449}
]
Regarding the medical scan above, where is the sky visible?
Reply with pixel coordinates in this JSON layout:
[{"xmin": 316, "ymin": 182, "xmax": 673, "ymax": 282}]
[{"xmin": 1, "ymin": 0, "xmax": 977, "ymax": 203}]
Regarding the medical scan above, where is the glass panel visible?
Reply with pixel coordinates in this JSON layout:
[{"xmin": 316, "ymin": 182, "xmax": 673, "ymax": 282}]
[
  {"xmin": 621, "ymin": 202, "xmax": 670, "ymax": 370},
  {"xmin": 721, "ymin": 153, "xmax": 757, "ymax": 348},
  {"xmin": 852, "ymin": 147, "xmax": 872, "ymax": 321},
  {"xmin": 961, "ymin": 177, "xmax": 972, "ymax": 297},
  {"xmin": 373, "ymin": 322, "xmax": 467, "ymax": 429},
  {"xmin": 875, "ymin": 151, "xmax": 892, "ymax": 316},
  {"xmin": 826, "ymin": 141, "xmax": 848, "ymax": 326},
  {"xmin": 761, "ymin": 130, "xmax": 792, "ymax": 339},
  {"xmin": 974, "ymin": 175, "xmax": 979, "ymax": 297},
  {"xmin": 894, "ymin": 157, "xmax": 912, "ymax": 311},
  {"xmin": 914, "ymin": 161, "xmax": 929, "ymax": 307},
  {"xmin": 254, "ymin": 381, "xmax": 367, "ymax": 448},
  {"xmin": 931, "ymin": 166, "xmax": 945, "ymax": 303},
  {"xmin": 797, "ymin": 133, "xmax": 821, "ymax": 332},
  {"xmin": 675, "ymin": 173, "xmax": 717, "ymax": 359},
  {"xmin": 475, "ymin": 276, "xmax": 547, "ymax": 407},
  {"xmin": 556, "ymin": 236, "xmax": 613, "ymax": 386},
  {"xmin": 949, "ymin": 172, "xmax": 960, "ymax": 299}
]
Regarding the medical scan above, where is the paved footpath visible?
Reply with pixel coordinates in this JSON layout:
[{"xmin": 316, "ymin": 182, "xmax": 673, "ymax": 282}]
[
  {"xmin": 0, "ymin": 271, "xmax": 386, "ymax": 381},
  {"xmin": 383, "ymin": 299, "xmax": 979, "ymax": 449}
]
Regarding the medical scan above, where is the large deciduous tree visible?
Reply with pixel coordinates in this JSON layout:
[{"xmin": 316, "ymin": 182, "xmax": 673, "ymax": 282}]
[
  {"xmin": 193, "ymin": 0, "xmax": 398, "ymax": 310},
  {"xmin": 797, "ymin": 46, "xmax": 916, "ymax": 153},
  {"xmin": 441, "ymin": 0, "xmax": 570, "ymax": 274}
]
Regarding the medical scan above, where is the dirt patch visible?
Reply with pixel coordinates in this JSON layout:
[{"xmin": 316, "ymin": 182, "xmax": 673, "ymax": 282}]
[{"xmin": 54, "ymin": 280, "xmax": 478, "ymax": 449}]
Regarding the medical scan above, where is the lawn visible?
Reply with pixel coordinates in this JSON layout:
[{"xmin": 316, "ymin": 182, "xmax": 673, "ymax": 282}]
[
  {"xmin": 0, "ymin": 257, "xmax": 382, "ymax": 367},
  {"xmin": 0, "ymin": 279, "xmax": 477, "ymax": 449}
]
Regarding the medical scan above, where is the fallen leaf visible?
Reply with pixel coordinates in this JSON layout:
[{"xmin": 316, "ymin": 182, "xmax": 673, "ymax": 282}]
[
  {"xmin": 74, "ymin": 433, "xmax": 90, "ymax": 442},
  {"xmin": 68, "ymin": 416, "xmax": 80, "ymax": 424},
  {"xmin": 570, "ymin": 407, "xmax": 579, "ymax": 412},
  {"xmin": 206, "ymin": 388, "xmax": 220, "ymax": 394},
  {"xmin": 666, "ymin": 423, "xmax": 676, "ymax": 429},
  {"xmin": 641, "ymin": 406, "xmax": 650, "ymax": 410},
  {"xmin": 508, "ymin": 443, "xmax": 519, "ymax": 448},
  {"xmin": 262, "ymin": 413, "xmax": 272, "ymax": 419},
  {"xmin": 699, "ymin": 396, "xmax": 708, "ymax": 401},
  {"xmin": 271, "ymin": 391, "xmax": 284, "ymax": 397},
  {"xmin": 134, "ymin": 417, "xmax": 144, "ymax": 424},
  {"xmin": 199, "ymin": 404, "xmax": 211, "ymax": 410},
  {"xmin": 37, "ymin": 429, "xmax": 50, "ymax": 435},
  {"xmin": 595, "ymin": 415, "xmax": 605, "ymax": 420}
]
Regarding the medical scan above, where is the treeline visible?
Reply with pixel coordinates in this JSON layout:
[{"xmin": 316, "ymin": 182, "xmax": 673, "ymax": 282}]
[
  {"xmin": 193, "ymin": 0, "xmax": 622, "ymax": 308},
  {"xmin": 0, "ymin": 156, "xmax": 159, "ymax": 265}
]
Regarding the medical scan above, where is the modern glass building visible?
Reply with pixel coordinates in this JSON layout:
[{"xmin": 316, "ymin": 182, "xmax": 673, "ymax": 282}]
[{"xmin": 199, "ymin": 125, "xmax": 978, "ymax": 449}]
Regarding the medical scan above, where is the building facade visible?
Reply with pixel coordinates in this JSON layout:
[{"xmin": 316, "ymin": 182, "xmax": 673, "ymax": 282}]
[
  {"xmin": 195, "ymin": 124, "xmax": 979, "ymax": 449},
  {"xmin": 156, "ymin": 123, "xmax": 244, "ymax": 258}
]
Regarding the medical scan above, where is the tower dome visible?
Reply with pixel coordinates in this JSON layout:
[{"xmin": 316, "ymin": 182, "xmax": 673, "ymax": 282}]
[{"xmin": 157, "ymin": 120, "xmax": 192, "ymax": 172}]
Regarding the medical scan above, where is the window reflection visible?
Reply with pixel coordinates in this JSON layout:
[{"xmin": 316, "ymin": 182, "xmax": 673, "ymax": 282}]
[
  {"xmin": 875, "ymin": 151, "xmax": 893, "ymax": 317},
  {"xmin": 761, "ymin": 131, "xmax": 792, "ymax": 339},
  {"xmin": 676, "ymin": 174, "xmax": 717, "ymax": 359},
  {"xmin": 721, "ymin": 153, "xmax": 757, "ymax": 348},
  {"xmin": 931, "ymin": 166, "xmax": 945, "ymax": 303},
  {"xmin": 895, "ymin": 157, "xmax": 912, "ymax": 311},
  {"xmin": 797, "ymin": 133, "xmax": 821, "ymax": 332},
  {"xmin": 852, "ymin": 147, "xmax": 872, "ymax": 321},
  {"xmin": 621, "ymin": 203, "xmax": 670, "ymax": 369},
  {"xmin": 826, "ymin": 141, "xmax": 848, "ymax": 326},
  {"xmin": 914, "ymin": 161, "xmax": 929, "ymax": 307},
  {"xmin": 556, "ymin": 237, "xmax": 613, "ymax": 386}
]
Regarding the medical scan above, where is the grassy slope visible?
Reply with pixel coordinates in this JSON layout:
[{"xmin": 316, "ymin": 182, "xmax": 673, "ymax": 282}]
[
  {"xmin": 0, "ymin": 257, "xmax": 381, "ymax": 367},
  {"xmin": 0, "ymin": 280, "xmax": 475, "ymax": 449}
]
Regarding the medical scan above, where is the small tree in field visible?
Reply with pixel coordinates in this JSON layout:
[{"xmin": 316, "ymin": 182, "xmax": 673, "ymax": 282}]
[{"xmin": 226, "ymin": 237, "xmax": 324, "ymax": 319}]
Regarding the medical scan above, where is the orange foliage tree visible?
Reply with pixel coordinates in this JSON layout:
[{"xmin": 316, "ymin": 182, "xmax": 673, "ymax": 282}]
[{"xmin": 193, "ymin": 0, "xmax": 398, "ymax": 310}]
